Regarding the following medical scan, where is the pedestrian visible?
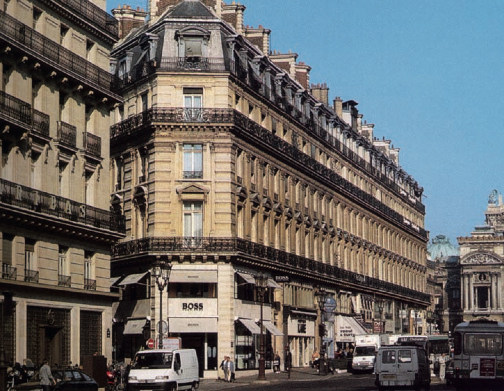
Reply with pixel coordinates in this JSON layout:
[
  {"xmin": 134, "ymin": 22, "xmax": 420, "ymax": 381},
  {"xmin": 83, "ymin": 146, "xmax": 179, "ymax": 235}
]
[
  {"xmin": 312, "ymin": 350, "xmax": 320, "ymax": 372},
  {"xmin": 228, "ymin": 356, "xmax": 236, "ymax": 383},
  {"xmin": 39, "ymin": 359, "xmax": 55, "ymax": 391},
  {"xmin": 273, "ymin": 352, "xmax": 281, "ymax": 373},
  {"xmin": 285, "ymin": 348, "xmax": 292, "ymax": 378},
  {"xmin": 224, "ymin": 356, "xmax": 234, "ymax": 382},
  {"xmin": 439, "ymin": 353, "xmax": 448, "ymax": 381}
]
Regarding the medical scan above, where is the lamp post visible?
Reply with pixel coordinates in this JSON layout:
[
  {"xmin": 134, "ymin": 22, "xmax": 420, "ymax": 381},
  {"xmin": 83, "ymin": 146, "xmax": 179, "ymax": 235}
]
[
  {"xmin": 414, "ymin": 309, "xmax": 419, "ymax": 335},
  {"xmin": 378, "ymin": 300, "xmax": 384, "ymax": 333},
  {"xmin": 254, "ymin": 273, "xmax": 268, "ymax": 381},
  {"xmin": 153, "ymin": 258, "xmax": 172, "ymax": 349},
  {"xmin": 316, "ymin": 289, "xmax": 327, "ymax": 376}
]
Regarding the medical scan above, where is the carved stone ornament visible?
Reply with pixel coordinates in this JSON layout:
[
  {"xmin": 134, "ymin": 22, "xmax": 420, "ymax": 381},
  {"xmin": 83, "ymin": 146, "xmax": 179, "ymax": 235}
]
[{"xmin": 461, "ymin": 253, "xmax": 502, "ymax": 265}]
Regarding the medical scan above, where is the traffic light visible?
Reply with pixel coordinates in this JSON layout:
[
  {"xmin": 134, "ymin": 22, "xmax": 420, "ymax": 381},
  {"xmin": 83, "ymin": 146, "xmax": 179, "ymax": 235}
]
[{"xmin": 318, "ymin": 323, "xmax": 327, "ymax": 337}]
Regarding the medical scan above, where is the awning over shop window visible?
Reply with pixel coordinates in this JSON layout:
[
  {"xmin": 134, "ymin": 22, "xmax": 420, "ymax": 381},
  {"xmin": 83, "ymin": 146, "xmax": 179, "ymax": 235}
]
[
  {"xmin": 237, "ymin": 318, "xmax": 260, "ymax": 334},
  {"xmin": 267, "ymin": 279, "xmax": 281, "ymax": 289},
  {"xmin": 118, "ymin": 272, "xmax": 149, "ymax": 286},
  {"xmin": 335, "ymin": 315, "xmax": 367, "ymax": 342},
  {"xmin": 123, "ymin": 319, "xmax": 148, "ymax": 335},
  {"xmin": 110, "ymin": 276, "xmax": 121, "ymax": 287},
  {"xmin": 263, "ymin": 320, "xmax": 283, "ymax": 336},
  {"xmin": 236, "ymin": 272, "xmax": 256, "ymax": 284}
]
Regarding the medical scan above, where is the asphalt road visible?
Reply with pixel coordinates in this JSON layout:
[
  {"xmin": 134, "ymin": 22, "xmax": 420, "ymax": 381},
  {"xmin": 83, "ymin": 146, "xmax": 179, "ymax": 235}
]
[{"xmin": 199, "ymin": 370, "xmax": 452, "ymax": 391}]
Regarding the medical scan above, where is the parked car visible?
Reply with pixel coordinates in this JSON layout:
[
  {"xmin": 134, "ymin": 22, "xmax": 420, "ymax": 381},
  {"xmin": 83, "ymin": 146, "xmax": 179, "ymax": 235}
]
[{"xmin": 12, "ymin": 367, "xmax": 98, "ymax": 391}]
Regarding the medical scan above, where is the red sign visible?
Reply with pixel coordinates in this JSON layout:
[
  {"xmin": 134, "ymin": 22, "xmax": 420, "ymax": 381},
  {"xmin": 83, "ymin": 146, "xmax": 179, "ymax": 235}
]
[
  {"xmin": 146, "ymin": 338, "xmax": 155, "ymax": 349},
  {"xmin": 480, "ymin": 358, "xmax": 496, "ymax": 377}
]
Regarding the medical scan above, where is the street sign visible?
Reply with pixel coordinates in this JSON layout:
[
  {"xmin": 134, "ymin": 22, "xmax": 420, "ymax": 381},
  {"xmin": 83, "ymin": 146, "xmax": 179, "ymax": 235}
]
[
  {"xmin": 157, "ymin": 320, "xmax": 168, "ymax": 334},
  {"xmin": 324, "ymin": 297, "xmax": 336, "ymax": 313},
  {"xmin": 146, "ymin": 338, "xmax": 155, "ymax": 349}
]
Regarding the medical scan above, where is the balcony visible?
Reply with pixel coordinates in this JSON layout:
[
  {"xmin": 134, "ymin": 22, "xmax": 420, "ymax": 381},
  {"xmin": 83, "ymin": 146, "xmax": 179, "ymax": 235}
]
[
  {"xmin": 111, "ymin": 237, "xmax": 431, "ymax": 304},
  {"xmin": 56, "ymin": 121, "xmax": 77, "ymax": 149},
  {"xmin": 58, "ymin": 274, "xmax": 71, "ymax": 287},
  {"xmin": 0, "ymin": 10, "xmax": 119, "ymax": 99},
  {"xmin": 24, "ymin": 269, "xmax": 39, "ymax": 283},
  {"xmin": 84, "ymin": 278, "xmax": 96, "ymax": 290},
  {"xmin": 183, "ymin": 171, "xmax": 203, "ymax": 179},
  {"xmin": 41, "ymin": 0, "xmax": 118, "ymax": 37},
  {"xmin": 0, "ymin": 177, "xmax": 125, "ymax": 233},
  {"xmin": 0, "ymin": 91, "xmax": 50, "ymax": 139},
  {"xmin": 1, "ymin": 264, "xmax": 17, "ymax": 280},
  {"xmin": 83, "ymin": 131, "xmax": 101, "ymax": 158}
]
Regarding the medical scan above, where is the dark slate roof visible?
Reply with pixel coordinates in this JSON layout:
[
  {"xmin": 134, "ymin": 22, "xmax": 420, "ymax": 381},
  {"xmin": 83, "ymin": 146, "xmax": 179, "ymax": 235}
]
[{"xmin": 167, "ymin": 0, "xmax": 216, "ymax": 19}]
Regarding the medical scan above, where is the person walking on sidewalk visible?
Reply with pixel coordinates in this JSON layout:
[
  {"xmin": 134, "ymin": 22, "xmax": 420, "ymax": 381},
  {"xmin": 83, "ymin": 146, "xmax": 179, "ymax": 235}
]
[
  {"xmin": 438, "ymin": 353, "xmax": 448, "ymax": 381},
  {"xmin": 273, "ymin": 352, "xmax": 281, "ymax": 373}
]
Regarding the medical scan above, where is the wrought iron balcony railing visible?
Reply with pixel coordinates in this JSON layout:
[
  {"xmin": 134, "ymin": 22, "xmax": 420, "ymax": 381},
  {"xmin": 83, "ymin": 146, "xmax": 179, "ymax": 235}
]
[
  {"xmin": 49, "ymin": 0, "xmax": 118, "ymax": 36},
  {"xmin": 0, "ymin": 91, "xmax": 50, "ymax": 138},
  {"xmin": 0, "ymin": 90, "xmax": 31, "ymax": 125},
  {"xmin": 83, "ymin": 131, "xmax": 101, "ymax": 157},
  {"xmin": 58, "ymin": 274, "xmax": 72, "ymax": 287},
  {"xmin": 112, "ymin": 237, "xmax": 431, "ymax": 304},
  {"xmin": 24, "ymin": 269, "xmax": 39, "ymax": 283},
  {"xmin": 56, "ymin": 121, "xmax": 77, "ymax": 149},
  {"xmin": 111, "ymin": 57, "xmax": 227, "ymax": 91},
  {"xmin": 183, "ymin": 171, "xmax": 203, "ymax": 179},
  {"xmin": 0, "ymin": 10, "xmax": 116, "ymax": 93},
  {"xmin": 0, "ymin": 177, "xmax": 126, "ymax": 233},
  {"xmin": 84, "ymin": 278, "xmax": 96, "ymax": 290},
  {"xmin": 1, "ymin": 263, "xmax": 17, "ymax": 280}
]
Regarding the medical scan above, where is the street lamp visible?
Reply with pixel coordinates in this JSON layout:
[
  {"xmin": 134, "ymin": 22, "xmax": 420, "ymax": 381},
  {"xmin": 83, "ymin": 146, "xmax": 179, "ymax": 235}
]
[
  {"xmin": 316, "ymin": 289, "xmax": 328, "ymax": 376},
  {"xmin": 153, "ymin": 258, "xmax": 172, "ymax": 349},
  {"xmin": 254, "ymin": 273, "xmax": 268, "ymax": 381},
  {"xmin": 377, "ymin": 300, "xmax": 384, "ymax": 333}
]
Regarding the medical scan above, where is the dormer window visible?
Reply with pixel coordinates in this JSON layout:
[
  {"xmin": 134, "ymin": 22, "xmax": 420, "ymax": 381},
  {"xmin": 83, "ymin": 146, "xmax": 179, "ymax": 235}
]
[{"xmin": 176, "ymin": 26, "xmax": 210, "ymax": 68}]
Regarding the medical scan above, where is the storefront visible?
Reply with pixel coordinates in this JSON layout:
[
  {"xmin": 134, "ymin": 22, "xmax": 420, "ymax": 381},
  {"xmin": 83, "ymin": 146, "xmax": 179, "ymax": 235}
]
[
  {"xmin": 287, "ymin": 309, "xmax": 317, "ymax": 367},
  {"xmin": 335, "ymin": 315, "xmax": 367, "ymax": 350}
]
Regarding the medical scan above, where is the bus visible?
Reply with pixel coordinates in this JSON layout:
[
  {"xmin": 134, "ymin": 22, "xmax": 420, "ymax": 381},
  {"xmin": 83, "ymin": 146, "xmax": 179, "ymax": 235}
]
[
  {"xmin": 397, "ymin": 335, "xmax": 450, "ymax": 362},
  {"xmin": 451, "ymin": 318, "xmax": 504, "ymax": 389}
]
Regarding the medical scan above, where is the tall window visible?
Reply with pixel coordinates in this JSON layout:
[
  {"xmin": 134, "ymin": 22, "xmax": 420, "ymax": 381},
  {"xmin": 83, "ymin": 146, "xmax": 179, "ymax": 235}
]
[
  {"xmin": 58, "ymin": 246, "xmax": 71, "ymax": 287},
  {"xmin": 84, "ymin": 251, "xmax": 95, "ymax": 290},
  {"xmin": 183, "ymin": 201, "xmax": 203, "ymax": 238},
  {"xmin": 183, "ymin": 144, "xmax": 203, "ymax": 179},
  {"xmin": 25, "ymin": 239, "xmax": 36, "ymax": 271},
  {"xmin": 183, "ymin": 88, "xmax": 202, "ymax": 121},
  {"xmin": 25, "ymin": 239, "xmax": 38, "ymax": 282}
]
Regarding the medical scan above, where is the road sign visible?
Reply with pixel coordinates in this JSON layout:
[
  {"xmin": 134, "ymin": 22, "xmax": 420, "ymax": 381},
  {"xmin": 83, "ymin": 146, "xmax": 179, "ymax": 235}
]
[{"xmin": 147, "ymin": 338, "xmax": 155, "ymax": 349}]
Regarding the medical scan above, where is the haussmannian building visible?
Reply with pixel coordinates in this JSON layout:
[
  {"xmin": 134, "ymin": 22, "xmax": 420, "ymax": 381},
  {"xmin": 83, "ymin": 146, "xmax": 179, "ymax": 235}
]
[
  {"xmin": 108, "ymin": 0, "xmax": 430, "ymax": 377},
  {"xmin": 0, "ymin": 0, "xmax": 124, "ymax": 371}
]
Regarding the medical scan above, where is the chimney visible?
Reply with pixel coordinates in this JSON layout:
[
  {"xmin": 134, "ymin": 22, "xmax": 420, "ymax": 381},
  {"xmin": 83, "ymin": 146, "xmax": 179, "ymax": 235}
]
[
  {"xmin": 222, "ymin": 2, "xmax": 246, "ymax": 34},
  {"xmin": 270, "ymin": 51, "xmax": 298, "ymax": 78},
  {"xmin": 333, "ymin": 96, "xmax": 343, "ymax": 118},
  {"xmin": 311, "ymin": 83, "xmax": 329, "ymax": 106},
  {"xmin": 112, "ymin": 5, "xmax": 148, "ymax": 39},
  {"xmin": 294, "ymin": 61, "xmax": 311, "ymax": 90},
  {"xmin": 244, "ymin": 25, "xmax": 271, "ymax": 55}
]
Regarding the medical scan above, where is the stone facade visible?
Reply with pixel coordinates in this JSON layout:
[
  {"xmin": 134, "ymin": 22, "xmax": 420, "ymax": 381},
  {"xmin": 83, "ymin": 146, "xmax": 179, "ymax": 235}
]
[
  {"xmin": 0, "ymin": 0, "xmax": 124, "ymax": 371},
  {"xmin": 109, "ymin": 0, "xmax": 429, "ymax": 377}
]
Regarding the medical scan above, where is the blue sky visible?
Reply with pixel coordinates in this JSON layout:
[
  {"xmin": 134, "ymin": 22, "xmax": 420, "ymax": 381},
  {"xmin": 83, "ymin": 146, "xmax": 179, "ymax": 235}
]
[{"xmin": 110, "ymin": 0, "xmax": 504, "ymax": 246}]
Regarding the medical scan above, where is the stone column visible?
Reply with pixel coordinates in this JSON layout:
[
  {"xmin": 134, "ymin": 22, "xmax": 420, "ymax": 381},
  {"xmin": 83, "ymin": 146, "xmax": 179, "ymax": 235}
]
[
  {"xmin": 463, "ymin": 274, "xmax": 469, "ymax": 311},
  {"xmin": 491, "ymin": 273, "xmax": 497, "ymax": 310}
]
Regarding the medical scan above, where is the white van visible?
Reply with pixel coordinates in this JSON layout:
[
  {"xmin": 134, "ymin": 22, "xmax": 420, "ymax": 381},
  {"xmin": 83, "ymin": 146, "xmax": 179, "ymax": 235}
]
[
  {"xmin": 127, "ymin": 349, "xmax": 199, "ymax": 391},
  {"xmin": 375, "ymin": 345, "xmax": 430, "ymax": 391}
]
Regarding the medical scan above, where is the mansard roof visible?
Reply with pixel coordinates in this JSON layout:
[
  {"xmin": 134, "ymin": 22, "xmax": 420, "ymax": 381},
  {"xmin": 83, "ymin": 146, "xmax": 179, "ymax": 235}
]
[{"xmin": 166, "ymin": 0, "xmax": 217, "ymax": 19}]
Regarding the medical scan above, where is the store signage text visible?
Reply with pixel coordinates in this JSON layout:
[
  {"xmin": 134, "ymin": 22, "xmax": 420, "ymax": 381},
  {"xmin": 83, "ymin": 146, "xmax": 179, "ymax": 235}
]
[{"xmin": 182, "ymin": 303, "xmax": 204, "ymax": 311}]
